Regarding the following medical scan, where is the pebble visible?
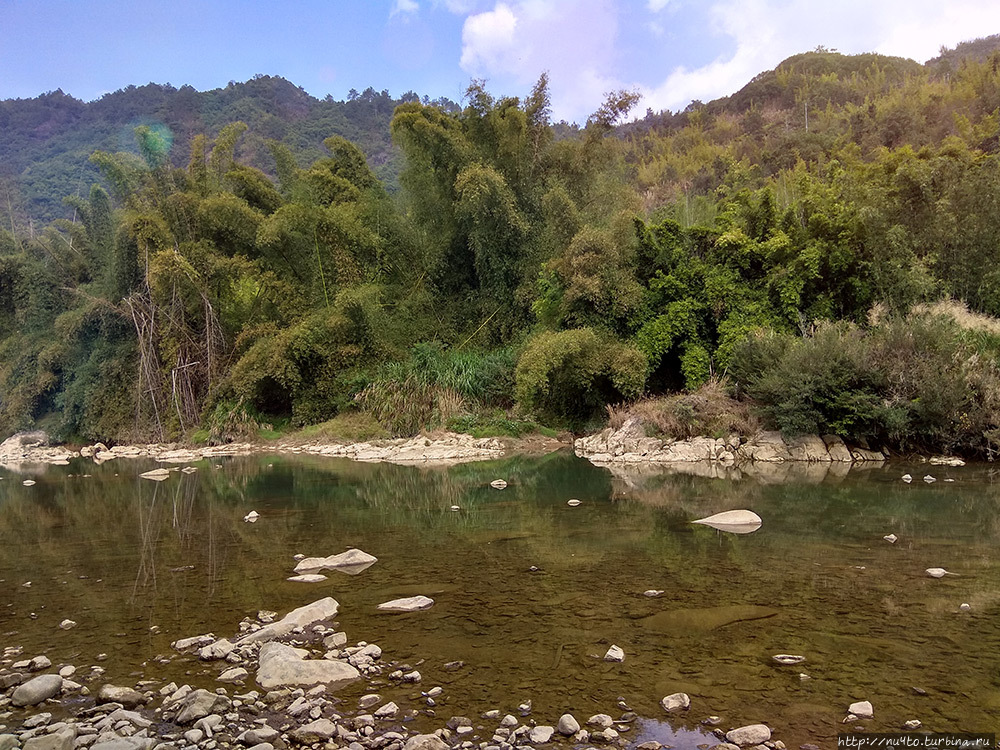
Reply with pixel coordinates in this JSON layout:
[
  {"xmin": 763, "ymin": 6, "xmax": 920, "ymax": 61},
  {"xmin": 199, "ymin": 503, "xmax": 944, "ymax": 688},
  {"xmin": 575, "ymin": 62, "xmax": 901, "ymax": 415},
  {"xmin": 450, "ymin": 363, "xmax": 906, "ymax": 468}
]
[
  {"xmin": 567, "ymin": 499, "xmax": 581, "ymax": 506},
  {"xmin": 58, "ymin": 619, "xmax": 77, "ymax": 630},
  {"xmin": 660, "ymin": 693, "xmax": 690, "ymax": 712},
  {"xmin": 883, "ymin": 534, "xmax": 898, "ymax": 544},
  {"xmin": 604, "ymin": 645, "xmax": 625, "ymax": 662},
  {"xmin": 903, "ymin": 719, "xmax": 922, "ymax": 730}
]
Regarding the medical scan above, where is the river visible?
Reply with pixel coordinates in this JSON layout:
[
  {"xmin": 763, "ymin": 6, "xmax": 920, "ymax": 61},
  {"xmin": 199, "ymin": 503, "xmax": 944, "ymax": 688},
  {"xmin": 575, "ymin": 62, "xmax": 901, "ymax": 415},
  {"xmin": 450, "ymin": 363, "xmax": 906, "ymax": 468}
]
[{"xmin": 1, "ymin": 451, "xmax": 998, "ymax": 745}]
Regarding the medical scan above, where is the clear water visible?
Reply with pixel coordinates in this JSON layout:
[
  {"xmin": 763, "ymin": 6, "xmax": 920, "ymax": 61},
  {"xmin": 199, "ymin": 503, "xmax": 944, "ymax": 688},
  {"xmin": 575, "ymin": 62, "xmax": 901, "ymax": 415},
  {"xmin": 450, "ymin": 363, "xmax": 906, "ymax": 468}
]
[{"xmin": 1, "ymin": 451, "xmax": 999, "ymax": 745}]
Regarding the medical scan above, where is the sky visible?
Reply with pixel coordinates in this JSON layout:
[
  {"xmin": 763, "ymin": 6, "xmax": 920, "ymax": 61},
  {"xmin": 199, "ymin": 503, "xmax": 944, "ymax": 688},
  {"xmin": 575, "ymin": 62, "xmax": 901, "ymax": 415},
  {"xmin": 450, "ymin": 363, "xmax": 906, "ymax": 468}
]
[{"xmin": 2, "ymin": 0, "xmax": 1000, "ymax": 124}]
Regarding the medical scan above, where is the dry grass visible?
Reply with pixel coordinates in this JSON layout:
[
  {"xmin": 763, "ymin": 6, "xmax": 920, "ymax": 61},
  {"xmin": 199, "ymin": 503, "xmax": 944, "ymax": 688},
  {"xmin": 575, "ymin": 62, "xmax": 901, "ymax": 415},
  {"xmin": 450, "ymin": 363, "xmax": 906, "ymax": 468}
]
[
  {"xmin": 911, "ymin": 299, "xmax": 1000, "ymax": 334},
  {"xmin": 606, "ymin": 378, "xmax": 758, "ymax": 439}
]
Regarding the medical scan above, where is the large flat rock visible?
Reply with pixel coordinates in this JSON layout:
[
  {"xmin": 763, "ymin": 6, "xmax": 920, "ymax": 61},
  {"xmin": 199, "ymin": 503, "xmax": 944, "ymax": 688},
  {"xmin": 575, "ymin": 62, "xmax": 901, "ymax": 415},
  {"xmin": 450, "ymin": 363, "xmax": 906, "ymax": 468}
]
[
  {"xmin": 294, "ymin": 549, "xmax": 377, "ymax": 575},
  {"xmin": 237, "ymin": 597, "xmax": 340, "ymax": 644},
  {"xmin": 256, "ymin": 642, "xmax": 360, "ymax": 690}
]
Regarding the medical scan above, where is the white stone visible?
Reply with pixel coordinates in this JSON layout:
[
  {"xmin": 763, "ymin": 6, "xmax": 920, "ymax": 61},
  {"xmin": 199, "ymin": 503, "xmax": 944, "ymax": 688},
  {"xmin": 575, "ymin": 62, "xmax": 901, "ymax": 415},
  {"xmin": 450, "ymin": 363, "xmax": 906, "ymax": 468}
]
[
  {"xmin": 59, "ymin": 619, "xmax": 77, "ymax": 630},
  {"xmin": 603, "ymin": 645, "xmax": 624, "ymax": 662},
  {"xmin": 925, "ymin": 568, "xmax": 954, "ymax": 578},
  {"xmin": 557, "ymin": 714, "xmax": 580, "ymax": 736},
  {"xmin": 691, "ymin": 509, "xmax": 762, "ymax": 534},
  {"xmin": 659, "ymin": 693, "xmax": 690, "ymax": 712},
  {"xmin": 902, "ymin": 474, "xmax": 912, "ymax": 483},
  {"xmin": 377, "ymin": 595, "xmax": 434, "ymax": 612},
  {"xmin": 883, "ymin": 534, "xmax": 898, "ymax": 544},
  {"xmin": 725, "ymin": 724, "xmax": 771, "ymax": 746},
  {"xmin": 903, "ymin": 719, "xmax": 922, "ymax": 730},
  {"xmin": 567, "ymin": 499, "xmax": 581, "ymax": 506},
  {"xmin": 243, "ymin": 511, "xmax": 259, "ymax": 523},
  {"xmin": 256, "ymin": 642, "xmax": 360, "ymax": 690},
  {"xmin": 960, "ymin": 603, "xmax": 972, "ymax": 612},
  {"xmin": 848, "ymin": 700, "xmax": 874, "ymax": 718},
  {"xmin": 772, "ymin": 654, "xmax": 806, "ymax": 665},
  {"xmin": 643, "ymin": 589, "xmax": 664, "ymax": 597},
  {"xmin": 237, "ymin": 597, "xmax": 340, "ymax": 643},
  {"xmin": 286, "ymin": 574, "xmax": 327, "ymax": 583},
  {"xmin": 528, "ymin": 726, "xmax": 554, "ymax": 744},
  {"xmin": 139, "ymin": 469, "xmax": 171, "ymax": 481},
  {"xmin": 293, "ymin": 549, "xmax": 378, "ymax": 574},
  {"xmin": 587, "ymin": 714, "xmax": 613, "ymax": 728},
  {"xmin": 490, "ymin": 479, "xmax": 507, "ymax": 489}
]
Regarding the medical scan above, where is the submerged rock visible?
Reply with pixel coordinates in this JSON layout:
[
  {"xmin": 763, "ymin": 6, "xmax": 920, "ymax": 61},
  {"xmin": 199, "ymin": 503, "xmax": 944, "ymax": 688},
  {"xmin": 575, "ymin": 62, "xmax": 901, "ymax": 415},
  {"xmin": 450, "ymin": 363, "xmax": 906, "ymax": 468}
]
[
  {"xmin": 640, "ymin": 605, "xmax": 778, "ymax": 634},
  {"xmin": 377, "ymin": 595, "xmax": 434, "ymax": 612}
]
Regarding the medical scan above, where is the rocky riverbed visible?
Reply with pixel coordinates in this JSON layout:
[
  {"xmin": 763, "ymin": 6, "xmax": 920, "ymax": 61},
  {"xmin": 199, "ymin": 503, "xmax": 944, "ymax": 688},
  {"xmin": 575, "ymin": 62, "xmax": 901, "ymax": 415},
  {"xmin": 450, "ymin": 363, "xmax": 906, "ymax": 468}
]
[{"xmin": 0, "ymin": 592, "xmax": 797, "ymax": 750}]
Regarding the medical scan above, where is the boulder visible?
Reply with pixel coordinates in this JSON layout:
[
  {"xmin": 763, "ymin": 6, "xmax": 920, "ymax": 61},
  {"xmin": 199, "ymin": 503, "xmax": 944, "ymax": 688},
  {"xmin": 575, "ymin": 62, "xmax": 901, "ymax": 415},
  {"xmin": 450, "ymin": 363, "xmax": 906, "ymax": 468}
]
[
  {"xmin": 97, "ymin": 684, "xmax": 145, "ymax": 708},
  {"xmin": 787, "ymin": 435, "xmax": 831, "ymax": 462},
  {"xmin": 236, "ymin": 597, "xmax": 340, "ymax": 644},
  {"xmin": 849, "ymin": 700, "xmax": 874, "ymax": 718},
  {"xmin": 660, "ymin": 693, "xmax": 690, "ymax": 712},
  {"xmin": 11, "ymin": 674, "xmax": 62, "ymax": 706},
  {"xmin": 557, "ymin": 714, "xmax": 580, "ymax": 736},
  {"xmin": 23, "ymin": 727, "xmax": 76, "ymax": 750},
  {"xmin": 175, "ymin": 688, "xmax": 230, "ymax": 724},
  {"xmin": 402, "ymin": 736, "xmax": 449, "ymax": 750},
  {"xmin": 293, "ymin": 549, "xmax": 377, "ymax": 574},
  {"xmin": 528, "ymin": 727, "xmax": 555, "ymax": 744},
  {"xmin": 377, "ymin": 595, "xmax": 434, "ymax": 612},
  {"xmin": 725, "ymin": 725, "xmax": 771, "ymax": 746},
  {"xmin": 256, "ymin": 641, "xmax": 360, "ymax": 690},
  {"xmin": 289, "ymin": 719, "xmax": 337, "ymax": 743},
  {"xmin": 198, "ymin": 638, "xmax": 235, "ymax": 660},
  {"xmin": 0, "ymin": 735, "xmax": 19, "ymax": 750},
  {"xmin": 691, "ymin": 510, "xmax": 762, "ymax": 534},
  {"xmin": 822, "ymin": 435, "xmax": 854, "ymax": 462}
]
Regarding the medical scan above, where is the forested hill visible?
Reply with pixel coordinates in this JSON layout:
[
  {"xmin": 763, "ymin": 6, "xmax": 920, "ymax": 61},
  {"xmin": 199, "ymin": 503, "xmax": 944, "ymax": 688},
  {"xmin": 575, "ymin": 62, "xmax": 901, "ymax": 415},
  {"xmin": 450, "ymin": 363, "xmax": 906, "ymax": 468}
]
[
  {"xmin": 0, "ymin": 76, "xmax": 459, "ymax": 223},
  {"xmin": 6, "ymin": 36, "xmax": 1000, "ymax": 458}
]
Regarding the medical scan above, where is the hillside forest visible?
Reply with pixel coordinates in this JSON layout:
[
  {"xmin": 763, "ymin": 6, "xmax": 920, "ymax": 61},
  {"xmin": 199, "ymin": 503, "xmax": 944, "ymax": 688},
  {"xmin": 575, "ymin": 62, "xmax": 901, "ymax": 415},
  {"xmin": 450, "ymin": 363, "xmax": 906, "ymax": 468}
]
[{"xmin": 5, "ymin": 38, "xmax": 1000, "ymax": 457}]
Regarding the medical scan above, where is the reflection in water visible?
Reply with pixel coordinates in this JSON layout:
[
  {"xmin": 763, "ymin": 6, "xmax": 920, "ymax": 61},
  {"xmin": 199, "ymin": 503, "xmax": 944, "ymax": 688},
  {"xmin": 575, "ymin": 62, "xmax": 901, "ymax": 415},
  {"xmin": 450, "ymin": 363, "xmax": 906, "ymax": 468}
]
[{"xmin": 1, "ymin": 451, "xmax": 1000, "ymax": 745}]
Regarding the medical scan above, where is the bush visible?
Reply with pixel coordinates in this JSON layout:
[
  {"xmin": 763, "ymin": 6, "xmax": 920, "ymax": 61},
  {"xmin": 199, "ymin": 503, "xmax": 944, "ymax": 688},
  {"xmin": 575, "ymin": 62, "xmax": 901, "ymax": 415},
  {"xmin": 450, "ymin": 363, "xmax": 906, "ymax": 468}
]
[
  {"xmin": 515, "ymin": 328, "xmax": 648, "ymax": 424},
  {"xmin": 608, "ymin": 378, "xmax": 758, "ymax": 439}
]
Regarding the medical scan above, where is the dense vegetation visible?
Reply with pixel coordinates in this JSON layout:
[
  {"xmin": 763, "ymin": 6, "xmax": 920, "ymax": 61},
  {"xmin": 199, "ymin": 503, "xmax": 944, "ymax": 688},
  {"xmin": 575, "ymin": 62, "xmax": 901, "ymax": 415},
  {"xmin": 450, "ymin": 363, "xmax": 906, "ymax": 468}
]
[{"xmin": 5, "ymin": 36, "xmax": 1000, "ymax": 457}]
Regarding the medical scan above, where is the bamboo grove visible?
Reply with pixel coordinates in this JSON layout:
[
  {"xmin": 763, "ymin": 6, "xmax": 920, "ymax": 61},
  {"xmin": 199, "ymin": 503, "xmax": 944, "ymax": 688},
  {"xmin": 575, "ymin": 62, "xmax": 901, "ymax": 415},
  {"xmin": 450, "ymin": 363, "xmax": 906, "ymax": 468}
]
[{"xmin": 5, "ymin": 46, "xmax": 1000, "ymax": 455}]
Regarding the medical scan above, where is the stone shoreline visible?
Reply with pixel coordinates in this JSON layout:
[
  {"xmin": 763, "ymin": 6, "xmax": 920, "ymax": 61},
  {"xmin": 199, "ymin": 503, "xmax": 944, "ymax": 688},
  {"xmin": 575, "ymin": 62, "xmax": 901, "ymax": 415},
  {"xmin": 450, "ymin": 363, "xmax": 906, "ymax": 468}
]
[
  {"xmin": 0, "ymin": 432, "xmax": 508, "ymax": 470},
  {"xmin": 0, "ymin": 594, "xmax": 796, "ymax": 750},
  {"xmin": 573, "ymin": 418, "xmax": 890, "ymax": 467}
]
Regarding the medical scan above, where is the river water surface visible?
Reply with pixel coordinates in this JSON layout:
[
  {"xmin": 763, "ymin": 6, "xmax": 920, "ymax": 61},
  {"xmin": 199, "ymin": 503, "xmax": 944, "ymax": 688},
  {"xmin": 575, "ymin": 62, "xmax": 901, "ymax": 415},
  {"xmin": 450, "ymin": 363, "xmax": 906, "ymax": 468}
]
[{"xmin": 1, "ymin": 451, "xmax": 999, "ymax": 745}]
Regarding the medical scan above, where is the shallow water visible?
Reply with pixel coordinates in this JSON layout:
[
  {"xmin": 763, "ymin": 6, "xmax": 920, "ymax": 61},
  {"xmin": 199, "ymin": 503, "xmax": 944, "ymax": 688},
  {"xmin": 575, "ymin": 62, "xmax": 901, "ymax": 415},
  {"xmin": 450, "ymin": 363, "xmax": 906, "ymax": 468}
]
[{"xmin": 1, "ymin": 451, "xmax": 999, "ymax": 745}]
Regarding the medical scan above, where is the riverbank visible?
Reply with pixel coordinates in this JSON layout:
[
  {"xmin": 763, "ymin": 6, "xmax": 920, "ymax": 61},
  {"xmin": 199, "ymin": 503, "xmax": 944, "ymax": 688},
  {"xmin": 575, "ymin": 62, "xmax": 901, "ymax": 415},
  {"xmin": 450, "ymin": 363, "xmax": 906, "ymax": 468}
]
[{"xmin": 0, "ymin": 430, "xmax": 569, "ymax": 471}]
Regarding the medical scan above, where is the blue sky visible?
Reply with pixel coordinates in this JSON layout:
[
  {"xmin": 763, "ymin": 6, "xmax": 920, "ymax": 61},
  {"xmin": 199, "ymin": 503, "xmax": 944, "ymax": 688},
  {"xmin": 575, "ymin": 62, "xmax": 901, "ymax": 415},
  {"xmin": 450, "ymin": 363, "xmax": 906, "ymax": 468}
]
[{"xmin": 2, "ymin": 0, "xmax": 1000, "ymax": 123}]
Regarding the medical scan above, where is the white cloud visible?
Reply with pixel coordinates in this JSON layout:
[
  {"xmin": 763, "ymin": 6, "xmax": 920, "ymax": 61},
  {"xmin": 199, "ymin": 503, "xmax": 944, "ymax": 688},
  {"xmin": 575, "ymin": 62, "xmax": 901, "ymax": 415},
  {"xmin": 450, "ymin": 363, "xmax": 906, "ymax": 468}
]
[
  {"xmin": 460, "ymin": 3, "xmax": 519, "ymax": 71},
  {"xmin": 647, "ymin": 0, "xmax": 672, "ymax": 11},
  {"xmin": 391, "ymin": 0, "xmax": 419, "ymax": 16},
  {"xmin": 459, "ymin": 0, "xmax": 626, "ymax": 122},
  {"xmin": 641, "ymin": 0, "xmax": 1000, "ymax": 114}
]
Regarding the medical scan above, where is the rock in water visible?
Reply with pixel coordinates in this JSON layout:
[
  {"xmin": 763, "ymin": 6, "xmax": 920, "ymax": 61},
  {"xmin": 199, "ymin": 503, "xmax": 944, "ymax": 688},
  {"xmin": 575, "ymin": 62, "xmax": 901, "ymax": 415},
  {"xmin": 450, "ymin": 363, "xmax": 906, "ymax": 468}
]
[
  {"xmin": 11, "ymin": 674, "xmax": 62, "ymax": 706},
  {"xmin": 848, "ymin": 700, "xmax": 874, "ymax": 718},
  {"xmin": 256, "ymin": 642, "xmax": 360, "ymax": 690},
  {"xmin": 528, "ymin": 726, "xmax": 555, "ymax": 744},
  {"xmin": 925, "ymin": 568, "xmax": 955, "ymax": 578},
  {"xmin": 604, "ymin": 644, "xmax": 625, "ymax": 662},
  {"xmin": 883, "ymin": 534, "xmax": 898, "ymax": 544},
  {"xmin": 377, "ymin": 595, "xmax": 434, "ymax": 612},
  {"xmin": 403, "ymin": 735, "xmax": 450, "ymax": 750},
  {"xmin": 643, "ymin": 589, "xmax": 664, "ymax": 597},
  {"xmin": 286, "ymin": 574, "xmax": 327, "ymax": 583},
  {"xmin": 58, "ymin": 619, "xmax": 77, "ymax": 630},
  {"xmin": 490, "ymin": 479, "xmax": 508, "ymax": 489},
  {"xmin": 293, "ymin": 548, "xmax": 377, "ymax": 574},
  {"xmin": 139, "ymin": 468, "xmax": 171, "ymax": 481},
  {"xmin": 660, "ymin": 693, "xmax": 690, "ymax": 712},
  {"xmin": 236, "ymin": 597, "xmax": 340, "ymax": 644},
  {"xmin": 22, "ymin": 479, "xmax": 36, "ymax": 486},
  {"xmin": 567, "ymin": 499, "xmax": 582, "ymax": 506},
  {"xmin": 557, "ymin": 714, "xmax": 580, "ymax": 735},
  {"xmin": 691, "ymin": 509, "xmax": 762, "ymax": 534},
  {"xmin": 243, "ymin": 511, "xmax": 259, "ymax": 523},
  {"xmin": 901, "ymin": 474, "xmax": 912, "ymax": 483},
  {"xmin": 725, "ymin": 725, "xmax": 771, "ymax": 746},
  {"xmin": 772, "ymin": 654, "xmax": 806, "ymax": 665},
  {"xmin": 960, "ymin": 602, "xmax": 972, "ymax": 612}
]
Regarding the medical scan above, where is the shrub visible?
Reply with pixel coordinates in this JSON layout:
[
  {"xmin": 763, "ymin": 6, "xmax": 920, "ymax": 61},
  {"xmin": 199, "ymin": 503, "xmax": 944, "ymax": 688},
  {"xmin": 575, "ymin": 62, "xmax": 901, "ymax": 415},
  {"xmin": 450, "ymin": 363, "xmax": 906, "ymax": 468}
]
[{"xmin": 515, "ymin": 328, "xmax": 648, "ymax": 424}]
